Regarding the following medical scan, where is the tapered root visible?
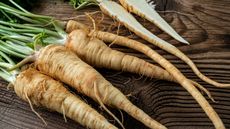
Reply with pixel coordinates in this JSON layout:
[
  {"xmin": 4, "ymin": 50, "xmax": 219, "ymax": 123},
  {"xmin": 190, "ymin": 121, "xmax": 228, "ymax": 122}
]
[
  {"xmin": 94, "ymin": 32, "xmax": 225, "ymax": 127},
  {"xmin": 188, "ymin": 63, "xmax": 230, "ymax": 88},
  {"xmin": 117, "ymin": 96, "xmax": 167, "ymax": 129},
  {"xmin": 14, "ymin": 68, "xmax": 118, "ymax": 129},
  {"xmin": 190, "ymin": 80, "xmax": 216, "ymax": 102},
  {"xmin": 66, "ymin": 18, "xmax": 230, "ymax": 88},
  {"xmin": 66, "ymin": 29, "xmax": 176, "ymax": 83},
  {"xmin": 88, "ymin": 29, "xmax": 230, "ymax": 88},
  {"xmin": 25, "ymin": 91, "xmax": 47, "ymax": 125},
  {"xmin": 64, "ymin": 21, "xmax": 225, "ymax": 128},
  {"xmin": 65, "ymin": 21, "xmax": 228, "ymax": 128},
  {"xmin": 93, "ymin": 82, "xmax": 125, "ymax": 129},
  {"xmin": 35, "ymin": 45, "xmax": 167, "ymax": 129}
]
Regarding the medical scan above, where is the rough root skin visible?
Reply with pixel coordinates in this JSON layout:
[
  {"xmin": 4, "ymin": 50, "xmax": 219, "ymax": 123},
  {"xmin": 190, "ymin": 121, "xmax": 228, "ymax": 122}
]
[
  {"xmin": 66, "ymin": 20, "xmax": 90, "ymax": 33},
  {"xmin": 64, "ymin": 21, "xmax": 225, "ymax": 129},
  {"xmin": 35, "ymin": 45, "xmax": 167, "ymax": 129},
  {"xmin": 14, "ymin": 68, "xmax": 117, "ymax": 129},
  {"xmin": 66, "ymin": 20, "xmax": 230, "ymax": 87},
  {"xmin": 89, "ymin": 30, "xmax": 225, "ymax": 129},
  {"xmin": 66, "ymin": 29, "xmax": 175, "ymax": 82},
  {"xmin": 88, "ymin": 29, "xmax": 230, "ymax": 88},
  {"xmin": 65, "ymin": 24, "xmax": 213, "ymax": 101}
]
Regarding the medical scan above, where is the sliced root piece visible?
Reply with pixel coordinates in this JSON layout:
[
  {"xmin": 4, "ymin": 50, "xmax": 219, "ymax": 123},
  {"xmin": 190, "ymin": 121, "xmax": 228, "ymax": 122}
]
[
  {"xmin": 93, "ymin": 1, "xmax": 230, "ymax": 88},
  {"xmin": 118, "ymin": 0, "xmax": 189, "ymax": 44}
]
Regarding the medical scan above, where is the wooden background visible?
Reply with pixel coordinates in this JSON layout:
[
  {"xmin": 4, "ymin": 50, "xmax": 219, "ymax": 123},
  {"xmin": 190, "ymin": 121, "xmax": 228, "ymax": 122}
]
[{"xmin": 0, "ymin": 0, "xmax": 230, "ymax": 129}]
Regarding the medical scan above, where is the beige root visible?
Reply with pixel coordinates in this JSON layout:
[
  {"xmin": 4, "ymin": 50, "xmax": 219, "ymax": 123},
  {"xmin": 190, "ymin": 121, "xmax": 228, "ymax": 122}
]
[
  {"xmin": 65, "ymin": 28, "xmax": 213, "ymax": 101},
  {"xmin": 65, "ymin": 20, "xmax": 225, "ymax": 129},
  {"xmin": 66, "ymin": 29, "xmax": 175, "ymax": 82},
  {"xmin": 14, "ymin": 68, "xmax": 117, "ymax": 129},
  {"xmin": 35, "ymin": 45, "xmax": 167, "ymax": 129}
]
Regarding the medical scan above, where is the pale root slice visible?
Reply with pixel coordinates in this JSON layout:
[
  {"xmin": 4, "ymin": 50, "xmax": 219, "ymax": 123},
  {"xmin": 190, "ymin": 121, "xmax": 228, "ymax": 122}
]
[
  {"xmin": 119, "ymin": 0, "xmax": 189, "ymax": 44},
  {"xmin": 34, "ymin": 45, "xmax": 167, "ymax": 129},
  {"xmin": 14, "ymin": 68, "xmax": 117, "ymax": 129},
  {"xmin": 97, "ymin": 1, "xmax": 230, "ymax": 88}
]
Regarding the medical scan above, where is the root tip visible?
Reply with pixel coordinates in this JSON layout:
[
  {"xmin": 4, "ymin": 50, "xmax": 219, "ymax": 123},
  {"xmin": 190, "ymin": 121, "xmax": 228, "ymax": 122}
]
[{"xmin": 182, "ymin": 40, "xmax": 190, "ymax": 45}]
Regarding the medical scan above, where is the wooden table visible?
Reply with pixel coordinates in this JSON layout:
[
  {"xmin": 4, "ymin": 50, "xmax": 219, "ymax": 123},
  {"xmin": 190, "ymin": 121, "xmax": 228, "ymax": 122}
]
[{"xmin": 0, "ymin": 0, "xmax": 230, "ymax": 129}]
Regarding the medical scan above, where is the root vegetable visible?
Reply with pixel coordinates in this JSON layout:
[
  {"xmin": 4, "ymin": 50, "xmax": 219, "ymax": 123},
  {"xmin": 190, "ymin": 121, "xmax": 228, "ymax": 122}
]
[
  {"xmin": 34, "ymin": 44, "xmax": 167, "ymax": 129},
  {"xmin": 65, "ymin": 21, "xmax": 225, "ymax": 129},
  {"xmin": 36, "ymin": 44, "xmax": 223, "ymax": 129},
  {"xmin": 95, "ymin": 1, "xmax": 230, "ymax": 88},
  {"xmin": 68, "ymin": 0, "xmax": 188, "ymax": 43},
  {"xmin": 118, "ymin": 0, "xmax": 189, "ymax": 44},
  {"xmin": 14, "ymin": 68, "xmax": 118, "ymax": 129},
  {"xmin": 66, "ymin": 29, "xmax": 175, "ymax": 82},
  {"xmin": 89, "ymin": 31, "xmax": 225, "ymax": 129},
  {"xmin": 0, "ymin": 3, "xmax": 225, "ymax": 128},
  {"xmin": 65, "ymin": 29, "xmax": 214, "ymax": 101}
]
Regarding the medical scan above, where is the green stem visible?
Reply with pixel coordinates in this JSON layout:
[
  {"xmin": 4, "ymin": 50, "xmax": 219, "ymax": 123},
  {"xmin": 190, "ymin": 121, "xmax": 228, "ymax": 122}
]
[
  {"xmin": 0, "ymin": 67, "xmax": 17, "ymax": 82},
  {"xmin": 0, "ymin": 2, "xmax": 52, "ymax": 20},
  {"xmin": 0, "ymin": 51, "xmax": 14, "ymax": 65},
  {"xmin": 0, "ymin": 70, "xmax": 14, "ymax": 83},
  {"xmin": 4, "ymin": 39, "xmax": 27, "ymax": 46},
  {"xmin": 9, "ymin": 0, "xmax": 30, "ymax": 13},
  {"xmin": 0, "ymin": 28, "xmax": 61, "ymax": 42},
  {"xmin": 0, "ymin": 10, "xmax": 14, "ymax": 22},
  {"xmin": 2, "ymin": 35, "xmax": 33, "ymax": 43},
  {"xmin": 0, "ymin": 41, "xmax": 27, "ymax": 58},
  {"xmin": 0, "ymin": 31, "xmax": 34, "ymax": 43},
  {"xmin": 0, "ymin": 62, "xmax": 13, "ymax": 69},
  {"xmin": 3, "ymin": 42, "xmax": 33, "ymax": 56},
  {"xmin": 0, "ymin": 21, "xmax": 61, "ymax": 37},
  {"xmin": 75, "ymin": 1, "xmax": 89, "ymax": 10},
  {"xmin": 0, "ymin": 1, "xmax": 61, "ymax": 83},
  {"xmin": 12, "ymin": 13, "xmax": 45, "ymax": 24},
  {"xmin": 0, "ymin": 50, "xmax": 18, "ymax": 83},
  {"xmin": 71, "ymin": 0, "xmax": 98, "ymax": 10}
]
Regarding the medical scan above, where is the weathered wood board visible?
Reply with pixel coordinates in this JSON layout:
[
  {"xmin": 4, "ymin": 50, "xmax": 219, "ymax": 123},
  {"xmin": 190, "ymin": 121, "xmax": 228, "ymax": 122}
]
[{"xmin": 0, "ymin": 0, "xmax": 230, "ymax": 129}]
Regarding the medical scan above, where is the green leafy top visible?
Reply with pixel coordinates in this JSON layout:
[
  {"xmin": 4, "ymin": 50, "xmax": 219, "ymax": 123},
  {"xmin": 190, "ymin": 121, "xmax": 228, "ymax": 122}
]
[
  {"xmin": 69, "ymin": 0, "xmax": 98, "ymax": 10},
  {"xmin": 0, "ymin": 0, "xmax": 67, "ymax": 48},
  {"xmin": 0, "ymin": 48, "xmax": 18, "ymax": 83},
  {"xmin": 0, "ymin": 1, "xmax": 72, "ymax": 83}
]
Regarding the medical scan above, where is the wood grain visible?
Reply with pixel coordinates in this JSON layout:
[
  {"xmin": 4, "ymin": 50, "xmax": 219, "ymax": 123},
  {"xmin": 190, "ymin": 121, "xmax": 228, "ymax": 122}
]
[{"xmin": 0, "ymin": 0, "xmax": 230, "ymax": 129}]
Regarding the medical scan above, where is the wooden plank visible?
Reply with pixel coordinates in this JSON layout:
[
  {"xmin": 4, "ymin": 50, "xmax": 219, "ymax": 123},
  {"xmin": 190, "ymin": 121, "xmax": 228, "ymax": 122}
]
[{"xmin": 0, "ymin": 0, "xmax": 230, "ymax": 129}]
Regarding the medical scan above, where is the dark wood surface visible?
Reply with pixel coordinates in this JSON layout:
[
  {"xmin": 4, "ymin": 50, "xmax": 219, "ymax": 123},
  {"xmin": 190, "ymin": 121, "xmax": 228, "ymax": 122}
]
[{"xmin": 1, "ymin": 0, "xmax": 230, "ymax": 129}]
